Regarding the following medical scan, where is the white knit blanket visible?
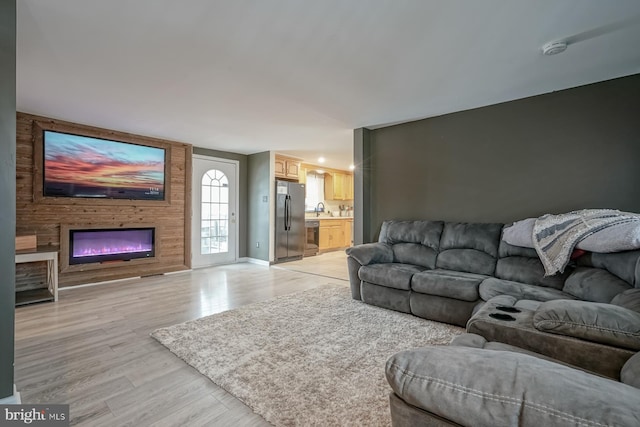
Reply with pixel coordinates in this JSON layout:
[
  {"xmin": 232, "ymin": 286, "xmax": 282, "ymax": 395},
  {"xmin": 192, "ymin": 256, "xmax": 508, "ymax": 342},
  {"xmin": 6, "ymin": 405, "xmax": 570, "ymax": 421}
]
[{"xmin": 533, "ymin": 209, "xmax": 640, "ymax": 276}]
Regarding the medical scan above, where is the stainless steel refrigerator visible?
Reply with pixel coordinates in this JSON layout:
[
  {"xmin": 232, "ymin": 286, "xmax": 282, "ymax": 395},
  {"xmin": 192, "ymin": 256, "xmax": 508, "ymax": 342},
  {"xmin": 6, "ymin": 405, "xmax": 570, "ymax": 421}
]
[{"xmin": 275, "ymin": 180, "xmax": 306, "ymax": 263}]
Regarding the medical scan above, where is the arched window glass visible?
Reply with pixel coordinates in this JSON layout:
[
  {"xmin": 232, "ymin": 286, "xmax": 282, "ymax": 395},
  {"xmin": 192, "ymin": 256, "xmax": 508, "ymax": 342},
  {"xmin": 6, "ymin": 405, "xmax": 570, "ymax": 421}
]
[{"xmin": 201, "ymin": 169, "xmax": 229, "ymax": 254}]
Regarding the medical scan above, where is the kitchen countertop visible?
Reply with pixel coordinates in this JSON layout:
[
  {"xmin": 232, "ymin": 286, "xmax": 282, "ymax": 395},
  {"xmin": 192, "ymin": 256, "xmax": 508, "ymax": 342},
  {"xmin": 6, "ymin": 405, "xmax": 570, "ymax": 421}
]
[{"xmin": 305, "ymin": 216, "xmax": 354, "ymax": 221}]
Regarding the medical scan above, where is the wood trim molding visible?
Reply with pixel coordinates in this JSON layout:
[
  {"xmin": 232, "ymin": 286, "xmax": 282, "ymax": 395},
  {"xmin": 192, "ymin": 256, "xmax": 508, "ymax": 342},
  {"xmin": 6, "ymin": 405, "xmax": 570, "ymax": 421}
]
[
  {"xmin": 184, "ymin": 146, "xmax": 193, "ymax": 268},
  {"xmin": 301, "ymin": 163, "xmax": 353, "ymax": 176}
]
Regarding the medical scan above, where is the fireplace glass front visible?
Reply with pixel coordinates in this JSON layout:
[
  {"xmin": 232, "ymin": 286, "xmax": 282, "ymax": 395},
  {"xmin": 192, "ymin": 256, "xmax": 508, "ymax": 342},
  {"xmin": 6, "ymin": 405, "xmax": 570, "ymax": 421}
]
[{"xmin": 69, "ymin": 227, "xmax": 155, "ymax": 265}]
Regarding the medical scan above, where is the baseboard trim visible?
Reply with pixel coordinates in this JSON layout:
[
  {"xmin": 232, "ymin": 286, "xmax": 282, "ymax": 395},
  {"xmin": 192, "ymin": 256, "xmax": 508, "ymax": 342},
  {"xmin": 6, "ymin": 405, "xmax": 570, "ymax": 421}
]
[
  {"xmin": 58, "ymin": 276, "xmax": 143, "ymax": 291},
  {"xmin": 0, "ymin": 385, "xmax": 21, "ymax": 404},
  {"xmin": 239, "ymin": 257, "xmax": 270, "ymax": 266},
  {"xmin": 59, "ymin": 268, "xmax": 193, "ymax": 291}
]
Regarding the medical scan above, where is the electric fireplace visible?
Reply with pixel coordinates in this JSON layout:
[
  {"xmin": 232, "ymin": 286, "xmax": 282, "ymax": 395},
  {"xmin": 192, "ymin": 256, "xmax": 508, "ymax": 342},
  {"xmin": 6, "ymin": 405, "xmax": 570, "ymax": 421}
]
[{"xmin": 69, "ymin": 227, "xmax": 155, "ymax": 265}]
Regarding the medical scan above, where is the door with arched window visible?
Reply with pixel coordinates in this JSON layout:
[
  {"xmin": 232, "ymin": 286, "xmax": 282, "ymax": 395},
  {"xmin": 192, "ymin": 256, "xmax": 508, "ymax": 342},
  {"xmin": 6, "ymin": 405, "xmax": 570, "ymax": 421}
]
[{"xmin": 192, "ymin": 155, "xmax": 238, "ymax": 267}]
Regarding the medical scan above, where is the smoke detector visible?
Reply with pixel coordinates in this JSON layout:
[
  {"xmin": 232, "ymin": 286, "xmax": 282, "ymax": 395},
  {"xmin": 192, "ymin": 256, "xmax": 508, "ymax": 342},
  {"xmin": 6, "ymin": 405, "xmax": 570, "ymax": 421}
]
[{"xmin": 542, "ymin": 41, "xmax": 568, "ymax": 56}]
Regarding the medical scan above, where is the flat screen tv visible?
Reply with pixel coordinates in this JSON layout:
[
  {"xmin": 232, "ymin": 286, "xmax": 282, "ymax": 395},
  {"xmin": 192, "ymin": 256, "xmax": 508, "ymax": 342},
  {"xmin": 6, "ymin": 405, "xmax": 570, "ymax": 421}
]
[{"xmin": 43, "ymin": 130, "xmax": 166, "ymax": 200}]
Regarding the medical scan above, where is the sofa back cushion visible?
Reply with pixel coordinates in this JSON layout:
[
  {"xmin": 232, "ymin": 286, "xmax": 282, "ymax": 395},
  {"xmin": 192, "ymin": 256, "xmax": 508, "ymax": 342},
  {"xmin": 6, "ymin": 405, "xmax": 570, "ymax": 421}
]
[
  {"xmin": 563, "ymin": 266, "xmax": 632, "ymax": 303},
  {"xmin": 391, "ymin": 243, "xmax": 437, "ymax": 269},
  {"xmin": 576, "ymin": 250, "xmax": 640, "ymax": 288},
  {"xmin": 378, "ymin": 221, "xmax": 444, "ymax": 269},
  {"xmin": 495, "ymin": 240, "xmax": 569, "ymax": 289},
  {"xmin": 436, "ymin": 222, "xmax": 502, "ymax": 276}
]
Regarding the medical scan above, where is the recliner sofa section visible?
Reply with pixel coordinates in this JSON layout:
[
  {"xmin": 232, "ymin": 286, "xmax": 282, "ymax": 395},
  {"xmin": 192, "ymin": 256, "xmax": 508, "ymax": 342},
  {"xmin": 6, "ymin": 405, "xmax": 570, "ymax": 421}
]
[
  {"xmin": 346, "ymin": 219, "xmax": 640, "ymax": 327},
  {"xmin": 349, "ymin": 220, "xmax": 508, "ymax": 326}
]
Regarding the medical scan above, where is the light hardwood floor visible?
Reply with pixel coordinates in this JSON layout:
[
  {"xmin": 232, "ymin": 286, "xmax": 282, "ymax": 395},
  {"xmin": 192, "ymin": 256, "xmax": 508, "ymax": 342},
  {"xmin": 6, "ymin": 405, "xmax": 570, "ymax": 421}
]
[{"xmin": 14, "ymin": 251, "xmax": 350, "ymax": 426}]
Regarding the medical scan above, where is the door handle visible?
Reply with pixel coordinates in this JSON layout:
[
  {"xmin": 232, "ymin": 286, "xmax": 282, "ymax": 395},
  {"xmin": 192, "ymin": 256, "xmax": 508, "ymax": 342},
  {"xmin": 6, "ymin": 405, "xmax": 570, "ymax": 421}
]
[
  {"xmin": 284, "ymin": 196, "xmax": 289, "ymax": 231},
  {"xmin": 286, "ymin": 195, "xmax": 292, "ymax": 230}
]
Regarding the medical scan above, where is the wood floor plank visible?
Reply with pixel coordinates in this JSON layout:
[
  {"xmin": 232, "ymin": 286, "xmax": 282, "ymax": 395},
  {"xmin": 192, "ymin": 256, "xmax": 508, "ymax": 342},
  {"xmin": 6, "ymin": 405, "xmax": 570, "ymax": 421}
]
[
  {"xmin": 148, "ymin": 393, "xmax": 229, "ymax": 427},
  {"xmin": 14, "ymin": 251, "xmax": 350, "ymax": 426}
]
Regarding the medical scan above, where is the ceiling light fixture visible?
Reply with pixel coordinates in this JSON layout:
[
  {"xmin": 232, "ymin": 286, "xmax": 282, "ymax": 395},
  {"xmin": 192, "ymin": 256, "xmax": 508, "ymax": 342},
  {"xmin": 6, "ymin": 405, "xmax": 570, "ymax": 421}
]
[
  {"xmin": 349, "ymin": 164, "xmax": 355, "ymax": 170},
  {"xmin": 541, "ymin": 41, "xmax": 568, "ymax": 56},
  {"xmin": 318, "ymin": 157, "xmax": 325, "ymax": 163}
]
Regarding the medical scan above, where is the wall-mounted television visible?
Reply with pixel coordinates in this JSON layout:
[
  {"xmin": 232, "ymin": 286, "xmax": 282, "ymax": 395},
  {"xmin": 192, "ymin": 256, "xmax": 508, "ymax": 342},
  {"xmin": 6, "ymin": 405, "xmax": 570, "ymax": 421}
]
[{"xmin": 43, "ymin": 130, "xmax": 166, "ymax": 201}]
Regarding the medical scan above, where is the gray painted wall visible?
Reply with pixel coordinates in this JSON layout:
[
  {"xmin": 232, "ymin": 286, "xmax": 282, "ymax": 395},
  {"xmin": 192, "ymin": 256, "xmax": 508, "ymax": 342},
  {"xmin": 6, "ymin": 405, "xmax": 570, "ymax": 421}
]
[
  {"xmin": 193, "ymin": 147, "xmax": 248, "ymax": 258},
  {"xmin": 0, "ymin": 0, "xmax": 16, "ymax": 399},
  {"xmin": 363, "ymin": 73, "xmax": 640, "ymax": 241},
  {"xmin": 247, "ymin": 151, "xmax": 271, "ymax": 261},
  {"xmin": 353, "ymin": 128, "xmax": 371, "ymax": 245}
]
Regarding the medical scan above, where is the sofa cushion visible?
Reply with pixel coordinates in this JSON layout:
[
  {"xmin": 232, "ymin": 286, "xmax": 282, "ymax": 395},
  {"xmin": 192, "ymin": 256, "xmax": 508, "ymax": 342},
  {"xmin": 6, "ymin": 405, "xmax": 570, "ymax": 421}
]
[
  {"xmin": 358, "ymin": 263, "xmax": 425, "ymax": 291},
  {"xmin": 411, "ymin": 269, "xmax": 486, "ymax": 301},
  {"xmin": 386, "ymin": 346, "xmax": 640, "ymax": 427},
  {"xmin": 378, "ymin": 220, "xmax": 444, "ymax": 249},
  {"xmin": 479, "ymin": 277, "xmax": 575, "ymax": 302},
  {"xmin": 563, "ymin": 266, "xmax": 632, "ymax": 303},
  {"xmin": 496, "ymin": 257, "xmax": 567, "ymax": 290},
  {"xmin": 436, "ymin": 223, "xmax": 502, "ymax": 276},
  {"xmin": 621, "ymin": 352, "xmax": 640, "ymax": 389},
  {"xmin": 437, "ymin": 249, "xmax": 497, "ymax": 277},
  {"xmin": 502, "ymin": 217, "xmax": 535, "ymax": 248},
  {"xmin": 612, "ymin": 288, "xmax": 640, "ymax": 313},
  {"xmin": 503, "ymin": 217, "xmax": 640, "ymax": 254},
  {"xmin": 391, "ymin": 243, "xmax": 437, "ymax": 269},
  {"xmin": 496, "ymin": 240, "xmax": 568, "ymax": 289},
  {"xmin": 577, "ymin": 250, "xmax": 640, "ymax": 288},
  {"xmin": 533, "ymin": 300, "xmax": 640, "ymax": 351},
  {"xmin": 439, "ymin": 222, "xmax": 503, "ymax": 257}
]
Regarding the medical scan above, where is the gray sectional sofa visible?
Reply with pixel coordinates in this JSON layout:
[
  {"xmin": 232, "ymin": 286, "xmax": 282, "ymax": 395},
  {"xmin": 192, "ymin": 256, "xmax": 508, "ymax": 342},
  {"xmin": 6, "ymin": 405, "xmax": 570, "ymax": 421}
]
[
  {"xmin": 346, "ymin": 219, "xmax": 640, "ymax": 425},
  {"xmin": 346, "ymin": 220, "xmax": 640, "ymax": 326},
  {"xmin": 386, "ymin": 333, "xmax": 640, "ymax": 427}
]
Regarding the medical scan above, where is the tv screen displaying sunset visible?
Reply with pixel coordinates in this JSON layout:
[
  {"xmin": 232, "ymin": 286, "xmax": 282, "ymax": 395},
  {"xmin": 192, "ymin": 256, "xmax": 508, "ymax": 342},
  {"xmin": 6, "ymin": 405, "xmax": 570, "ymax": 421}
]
[{"xmin": 43, "ymin": 130, "xmax": 165, "ymax": 200}]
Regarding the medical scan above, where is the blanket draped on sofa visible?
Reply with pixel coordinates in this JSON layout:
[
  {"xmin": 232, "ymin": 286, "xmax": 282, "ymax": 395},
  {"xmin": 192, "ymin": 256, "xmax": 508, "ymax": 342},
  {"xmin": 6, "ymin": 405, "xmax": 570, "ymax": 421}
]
[{"xmin": 533, "ymin": 209, "xmax": 640, "ymax": 276}]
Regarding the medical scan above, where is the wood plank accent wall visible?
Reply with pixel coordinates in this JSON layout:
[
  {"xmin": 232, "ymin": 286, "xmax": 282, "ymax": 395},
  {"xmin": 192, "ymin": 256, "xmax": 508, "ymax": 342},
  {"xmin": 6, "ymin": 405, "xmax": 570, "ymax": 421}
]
[{"xmin": 16, "ymin": 112, "xmax": 192, "ymax": 287}]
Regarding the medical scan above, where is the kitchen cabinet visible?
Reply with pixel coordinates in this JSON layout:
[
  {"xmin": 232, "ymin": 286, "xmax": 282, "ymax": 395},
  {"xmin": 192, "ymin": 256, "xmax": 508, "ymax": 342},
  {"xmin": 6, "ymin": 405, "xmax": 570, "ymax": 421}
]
[
  {"xmin": 298, "ymin": 166, "xmax": 307, "ymax": 184},
  {"xmin": 344, "ymin": 173, "xmax": 354, "ymax": 200},
  {"xmin": 344, "ymin": 219, "xmax": 353, "ymax": 247},
  {"xmin": 275, "ymin": 155, "xmax": 301, "ymax": 180},
  {"xmin": 319, "ymin": 219, "xmax": 353, "ymax": 251},
  {"xmin": 324, "ymin": 172, "xmax": 353, "ymax": 201}
]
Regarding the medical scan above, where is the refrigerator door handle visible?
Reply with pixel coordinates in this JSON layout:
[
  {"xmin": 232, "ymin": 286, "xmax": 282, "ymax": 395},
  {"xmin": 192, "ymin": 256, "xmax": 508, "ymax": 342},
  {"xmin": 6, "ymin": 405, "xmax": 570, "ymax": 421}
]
[
  {"xmin": 284, "ymin": 195, "xmax": 290, "ymax": 231},
  {"xmin": 287, "ymin": 195, "xmax": 292, "ymax": 230}
]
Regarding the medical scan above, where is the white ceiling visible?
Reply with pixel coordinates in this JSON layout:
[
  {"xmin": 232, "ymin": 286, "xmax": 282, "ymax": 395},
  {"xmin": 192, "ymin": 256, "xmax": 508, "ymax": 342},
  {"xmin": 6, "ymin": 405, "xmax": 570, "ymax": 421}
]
[{"xmin": 16, "ymin": 1, "xmax": 640, "ymax": 171}]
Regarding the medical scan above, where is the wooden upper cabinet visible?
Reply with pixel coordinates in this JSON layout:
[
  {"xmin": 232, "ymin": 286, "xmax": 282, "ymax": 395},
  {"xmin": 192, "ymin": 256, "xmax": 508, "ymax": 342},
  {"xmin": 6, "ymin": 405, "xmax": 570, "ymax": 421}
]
[
  {"xmin": 324, "ymin": 171, "xmax": 353, "ymax": 201},
  {"xmin": 345, "ymin": 173, "xmax": 354, "ymax": 200},
  {"xmin": 275, "ymin": 155, "xmax": 301, "ymax": 180},
  {"xmin": 274, "ymin": 157, "xmax": 286, "ymax": 176},
  {"xmin": 298, "ymin": 167, "xmax": 307, "ymax": 185},
  {"xmin": 286, "ymin": 161, "xmax": 300, "ymax": 179}
]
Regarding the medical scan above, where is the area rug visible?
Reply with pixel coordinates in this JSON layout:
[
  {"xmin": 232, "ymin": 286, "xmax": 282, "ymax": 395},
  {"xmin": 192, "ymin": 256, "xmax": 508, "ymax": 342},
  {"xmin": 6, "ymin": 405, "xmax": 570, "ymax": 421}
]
[{"xmin": 151, "ymin": 285, "xmax": 464, "ymax": 426}]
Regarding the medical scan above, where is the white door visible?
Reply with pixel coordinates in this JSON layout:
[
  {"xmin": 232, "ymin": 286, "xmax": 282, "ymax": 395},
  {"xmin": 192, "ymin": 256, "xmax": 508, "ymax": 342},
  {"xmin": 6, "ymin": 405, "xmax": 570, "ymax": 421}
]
[{"xmin": 192, "ymin": 155, "xmax": 238, "ymax": 267}]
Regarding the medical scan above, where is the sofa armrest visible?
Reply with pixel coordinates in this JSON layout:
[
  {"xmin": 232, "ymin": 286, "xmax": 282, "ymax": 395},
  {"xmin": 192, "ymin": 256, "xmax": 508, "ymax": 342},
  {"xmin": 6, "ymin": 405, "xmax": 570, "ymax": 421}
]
[
  {"xmin": 386, "ymin": 346, "xmax": 640, "ymax": 427},
  {"xmin": 533, "ymin": 300, "xmax": 640, "ymax": 351},
  {"xmin": 345, "ymin": 242, "xmax": 393, "ymax": 266}
]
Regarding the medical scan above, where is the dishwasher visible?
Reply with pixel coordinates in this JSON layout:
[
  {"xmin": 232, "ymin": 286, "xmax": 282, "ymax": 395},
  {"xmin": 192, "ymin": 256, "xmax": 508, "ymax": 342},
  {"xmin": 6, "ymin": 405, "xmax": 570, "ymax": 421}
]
[{"xmin": 304, "ymin": 220, "xmax": 320, "ymax": 256}]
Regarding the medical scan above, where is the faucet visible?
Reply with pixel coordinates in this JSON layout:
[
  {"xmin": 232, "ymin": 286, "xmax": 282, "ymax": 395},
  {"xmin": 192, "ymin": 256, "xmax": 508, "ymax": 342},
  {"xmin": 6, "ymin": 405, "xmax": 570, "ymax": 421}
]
[{"xmin": 315, "ymin": 202, "xmax": 325, "ymax": 217}]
